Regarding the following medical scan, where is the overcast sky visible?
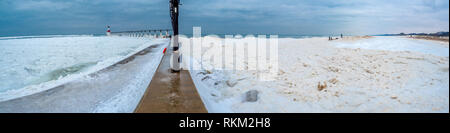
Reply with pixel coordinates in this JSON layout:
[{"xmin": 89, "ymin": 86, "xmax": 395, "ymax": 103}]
[{"xmin": 0, "ymin": 0, "xmax": 448, "ymax": 36}]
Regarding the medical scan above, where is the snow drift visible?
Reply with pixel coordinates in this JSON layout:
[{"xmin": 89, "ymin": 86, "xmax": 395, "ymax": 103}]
[{"xmin": 182, "ymin": 36, "xmax": 449, "ymax": 113}]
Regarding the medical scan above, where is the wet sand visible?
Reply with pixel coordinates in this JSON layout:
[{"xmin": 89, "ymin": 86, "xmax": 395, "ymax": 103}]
[{"xmin": 134, "ymin": 48, "xmax": 207, "ymax": 113}]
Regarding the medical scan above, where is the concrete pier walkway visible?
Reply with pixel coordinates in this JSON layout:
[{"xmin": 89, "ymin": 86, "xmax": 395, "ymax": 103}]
[{"xmin": 134, "ymin": 48, "xmax": 207, "ymax": 113}]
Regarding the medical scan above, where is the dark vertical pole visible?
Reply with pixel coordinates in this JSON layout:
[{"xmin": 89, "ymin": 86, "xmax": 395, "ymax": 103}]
[
  {"xmin": 170, "ymin": 0, "xmax": 180, "ymax": 51},
  {"xmin": 170, "ymin": 0, "xmax": 181, "ymax": 72}
]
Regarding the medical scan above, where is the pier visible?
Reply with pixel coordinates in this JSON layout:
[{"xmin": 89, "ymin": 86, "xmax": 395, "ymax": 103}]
[
  {"xmin": 109, "ymin": 29, "xmax": 171, "ymax": 38},
  {"xmin": 107, "ymin": 27, "xmax": 207, "ymax": 112},
  {"xmin": 134, "ymin": 46, "xmax": 207, "ymax": 113},
  {"xmin": 123, "ymin": 0, "xmax": 206, "ymax": 113},
  {"xmin": 131, "ymin": 0, "xmax": 206, "ymax": 113}
]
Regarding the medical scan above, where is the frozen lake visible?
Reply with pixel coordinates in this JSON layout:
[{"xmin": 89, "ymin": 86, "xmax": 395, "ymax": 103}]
[
  {"xmin": 0, "ymin": 36, "xmax": 166, "ymax": 102},
  {"xmin": 332, "ymin": 36, "xmax": 449, "ymax": 57}
]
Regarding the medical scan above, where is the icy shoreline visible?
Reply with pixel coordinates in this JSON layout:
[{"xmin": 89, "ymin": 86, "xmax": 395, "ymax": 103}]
[
  {"xmin": 0, "ymin": 36, "xmax": 166, "ymax": 102},
  {"xmin": 185, "ymin": 36, "xmax": 449, "ymax": 113},
  {"xmin": 0, "ymin": 37, "xmax": 168, "ymax": 112}
]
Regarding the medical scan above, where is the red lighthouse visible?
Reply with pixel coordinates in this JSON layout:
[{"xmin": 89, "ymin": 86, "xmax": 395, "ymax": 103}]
[{"xmin": 106, "ymin": 25, "xmax": 111, "ymax": 36}]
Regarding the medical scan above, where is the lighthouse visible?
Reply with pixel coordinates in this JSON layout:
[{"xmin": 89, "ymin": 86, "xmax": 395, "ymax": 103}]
[{"xmin": 106, "ymin": 25, "xmax": 111, "ymax": 36}]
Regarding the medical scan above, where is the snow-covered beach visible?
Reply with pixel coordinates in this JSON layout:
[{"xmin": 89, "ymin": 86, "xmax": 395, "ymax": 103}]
[{"xmin": 183, "ymin": 36, "xmax": 449, "ymax": 113}]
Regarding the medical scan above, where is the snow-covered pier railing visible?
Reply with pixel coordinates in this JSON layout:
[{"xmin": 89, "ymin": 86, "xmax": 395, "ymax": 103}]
[{"xmin": 109, "ymin": 29, "xmax": 172, "ymax": 38}]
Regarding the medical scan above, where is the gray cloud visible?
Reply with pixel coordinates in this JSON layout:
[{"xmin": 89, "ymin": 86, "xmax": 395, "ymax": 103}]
[{"xmin": 0, "ymin": 0, "xmax": 448, "ymax": 36}]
